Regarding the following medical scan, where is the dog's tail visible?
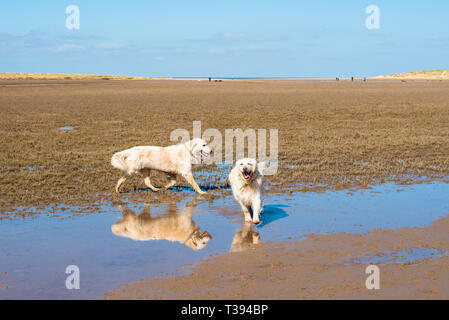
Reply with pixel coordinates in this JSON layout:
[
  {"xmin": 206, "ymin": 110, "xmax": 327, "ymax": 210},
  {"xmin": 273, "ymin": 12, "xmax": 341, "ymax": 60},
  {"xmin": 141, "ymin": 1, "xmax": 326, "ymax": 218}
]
[{"xmin": 111, "ymin": 151, "xmax": 128, "ymax": 172}]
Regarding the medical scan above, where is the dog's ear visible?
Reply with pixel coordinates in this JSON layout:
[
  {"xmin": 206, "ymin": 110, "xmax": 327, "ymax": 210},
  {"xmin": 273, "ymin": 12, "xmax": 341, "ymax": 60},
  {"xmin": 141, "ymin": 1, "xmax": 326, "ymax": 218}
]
[
  {"xmin": 257, "ymin": 161, "xmax": 268, "ymax": 174},
  {"xmin": 186, "ymin": 139, "xmax": 198, "ymax": 151}
]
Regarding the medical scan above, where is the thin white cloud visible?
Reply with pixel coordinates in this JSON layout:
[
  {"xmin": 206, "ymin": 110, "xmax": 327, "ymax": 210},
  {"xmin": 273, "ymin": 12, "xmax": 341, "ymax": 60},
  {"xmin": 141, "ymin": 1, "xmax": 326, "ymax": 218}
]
[
  {"xmin": 221, "ymin": 33, "xmax": 283, "ymax": 42},
  {"xmin": 191, "ymin": 33, "xmax": 286, "ymax": 43},
  {"xmin": 55, "ymin": 44, "xmax": 86, "ymax": 52},
  {"xmin": 94, "ymin": 42, "xmax": 124, "ymax": 49},
  {"xmin": 140, "ymin": 47, "xmax": 196, "ymax": 54}
]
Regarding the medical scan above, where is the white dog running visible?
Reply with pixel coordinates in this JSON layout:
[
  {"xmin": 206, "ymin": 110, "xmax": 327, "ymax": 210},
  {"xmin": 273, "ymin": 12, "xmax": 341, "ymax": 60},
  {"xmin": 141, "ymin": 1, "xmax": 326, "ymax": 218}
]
[
  {"xmin": 111, "ymin": 138, "xmax": 211, "ymax": 194},
  {"xmin": 228, "ymin": 158, "xmax": 267, "ymax": 224}
]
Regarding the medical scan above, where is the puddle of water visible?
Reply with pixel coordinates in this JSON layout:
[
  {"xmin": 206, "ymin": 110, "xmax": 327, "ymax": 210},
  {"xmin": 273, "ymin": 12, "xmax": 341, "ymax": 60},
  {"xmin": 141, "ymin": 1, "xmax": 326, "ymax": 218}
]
[
  {"xmin": 59, "ymin": 126, "xmax": 74, "ymax": 131},
  {"xmin": 193, "ymin": 163, "xmax": 232, "ymax": 188},
  {"xmin": 260, "ymin": 181, "xmax": 449, "ymax": 239},
  {"xmin": 0, "ymin": 181, "xmax": 448, "ymax": 299},
  {"xmin": 349, "ymin": 248, "xmax": 448, "ymax": 265}
]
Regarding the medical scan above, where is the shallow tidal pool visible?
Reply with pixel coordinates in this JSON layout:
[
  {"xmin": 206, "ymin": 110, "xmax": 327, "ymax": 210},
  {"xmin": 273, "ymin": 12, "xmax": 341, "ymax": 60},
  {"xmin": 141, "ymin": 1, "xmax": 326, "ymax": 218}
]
[{"xmin": 0, "ymin": 181, "xmax": 448, "ymax": 299}]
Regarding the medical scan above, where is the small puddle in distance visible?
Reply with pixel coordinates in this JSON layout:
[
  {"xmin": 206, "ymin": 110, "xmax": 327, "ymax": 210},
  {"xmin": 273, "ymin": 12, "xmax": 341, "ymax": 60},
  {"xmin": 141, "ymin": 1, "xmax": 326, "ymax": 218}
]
[{"xmin": 59, "ymin": 126, "xmax": 74, "ymax": 131}]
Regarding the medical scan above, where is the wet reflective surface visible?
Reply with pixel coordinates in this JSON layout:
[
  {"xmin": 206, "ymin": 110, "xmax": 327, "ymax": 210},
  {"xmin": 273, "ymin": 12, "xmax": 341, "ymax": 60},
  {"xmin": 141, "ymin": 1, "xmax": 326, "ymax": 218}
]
[
  {"xmin": 0, "ymin": 181, "xmax": 448, "ymax": 299},
  {"xmin": 112, "ymin": 200, "xmax": 212, "ymax": 251},
  {"xmin": 58, "ymin": 126, "xmax": 74, "ymax": 131}
]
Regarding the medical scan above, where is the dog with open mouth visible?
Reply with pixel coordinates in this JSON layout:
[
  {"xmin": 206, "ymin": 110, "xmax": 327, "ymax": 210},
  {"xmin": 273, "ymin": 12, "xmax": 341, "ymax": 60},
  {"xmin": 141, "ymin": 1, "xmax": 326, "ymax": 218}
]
[
  {"xmin": 111, "ymin": 138, "xmax": 212, "ymax": 194},
  {"xmin": 228, "ymin": 158, "xmax": 267, "ymax": 224}
]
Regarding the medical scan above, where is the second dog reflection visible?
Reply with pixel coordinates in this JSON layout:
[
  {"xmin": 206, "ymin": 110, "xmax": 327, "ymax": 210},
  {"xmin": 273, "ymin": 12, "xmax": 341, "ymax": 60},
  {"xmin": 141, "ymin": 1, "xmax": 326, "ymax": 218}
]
[
  {"xmin": 112, "ymin": 200, "xmax": 212, "ymax": 250},
  {"xmin": 230, "ymin": 223, "xmax": 261, "ymax": 252}
]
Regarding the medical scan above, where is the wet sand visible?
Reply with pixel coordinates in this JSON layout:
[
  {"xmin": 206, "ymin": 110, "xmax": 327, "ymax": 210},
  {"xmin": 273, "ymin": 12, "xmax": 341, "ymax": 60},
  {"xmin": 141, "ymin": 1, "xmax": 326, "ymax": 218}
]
[
  {"xmin": 105, "ymin": 214, "xmax": 449, "ymax": 300},
  {"xmin": 1, "ymin": 79, "xmax": 449, "ymax": 211},
  {"xmin": 1, "ymin": 181, "xmax": 448, "ymax": 299},
  {"xmin": 1, "ymin": 79, "xmax": 448, "ymax": 299}
]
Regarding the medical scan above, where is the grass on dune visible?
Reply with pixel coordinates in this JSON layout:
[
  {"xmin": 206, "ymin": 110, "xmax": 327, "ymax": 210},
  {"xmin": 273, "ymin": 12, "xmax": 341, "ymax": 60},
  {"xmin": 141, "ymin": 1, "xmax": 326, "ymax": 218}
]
[
  {"xmin": 0, "ymin": 72, "xmax": 151, "ymax": 80},
  {"xmin": 380, "ymin": 69, "xmax": 449, "ymax": 79}
]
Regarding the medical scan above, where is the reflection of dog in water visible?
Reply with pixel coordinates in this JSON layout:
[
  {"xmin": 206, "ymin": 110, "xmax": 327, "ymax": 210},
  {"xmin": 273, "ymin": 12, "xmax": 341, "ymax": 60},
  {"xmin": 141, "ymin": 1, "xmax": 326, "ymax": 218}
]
[
  {"xmin": 111, "ymin": 199, "xmax": 212, "ymax": 250},
  {"xmin": 230, "ymin": 223, "xmax": 261, "ymax": 252}
]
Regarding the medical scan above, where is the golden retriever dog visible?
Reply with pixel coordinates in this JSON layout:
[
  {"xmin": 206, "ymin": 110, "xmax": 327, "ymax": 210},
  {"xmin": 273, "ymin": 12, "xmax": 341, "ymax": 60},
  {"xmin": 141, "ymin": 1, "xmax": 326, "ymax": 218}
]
[
  {"xmin": 111, "ymin": 138, "xmax": 212, "ymax": 194},
  {"xmin": 111, "ymin": 199, "xmax": 212, "ymax": 250},
  {"xmin": 228, "ymin": 158, "xmax": 267, "ymax": 224},
  {"xmin": 230, "ymin": 223, "xmax": 261, "ymax": 252}
]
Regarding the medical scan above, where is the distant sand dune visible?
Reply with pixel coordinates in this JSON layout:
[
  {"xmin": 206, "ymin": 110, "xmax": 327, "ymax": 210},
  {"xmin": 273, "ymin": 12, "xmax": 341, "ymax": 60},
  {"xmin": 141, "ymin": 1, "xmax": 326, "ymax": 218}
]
[
  {"xmin": 375, "ymin": 70, "xmax": 449, "ymax": 80},
  {"xmin": 0, "ymin": 72, "xmax": 152, "ymax": 80}
]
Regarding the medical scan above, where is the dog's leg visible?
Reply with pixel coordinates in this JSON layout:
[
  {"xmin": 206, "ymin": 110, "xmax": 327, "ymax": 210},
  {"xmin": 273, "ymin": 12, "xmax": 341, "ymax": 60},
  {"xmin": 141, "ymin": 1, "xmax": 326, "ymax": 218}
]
[
  {"xmin": 183, "ymin": 172, "xmax": 207, "ymax": 194},
  {"xmin": 241, "ymin": 222, "xmax": 260, "ymax": 244},
  {"xmin": 252, "ymin": 232, "xmax": 261, "ymax": 244},
  {"xmin": 187, "ymin": 194, "xmax": 202, "ymax": 207},
  {"xmin": 240, "ymin": 203, "xmax": 252, "ymax": 222},
  {"xmin": 115, "ymin": 173, "xmax": 128, "ymax": 193},
  {"xmin": 162, "ymin": 174, "xmax": 177, "ymax": 191},
  {"xmin": 118, "ymin": 204, "xmax": 134, "ymax": 216},
  {"xmin": 167, "ymin": 201, "xmax": 177, "ymax": 215},
  {"xmin": 241, "ymin": 221, "xmax": 252, "ymax": 233},
  {"xmin": 142, "ymin": 169, "xmax": 160, "ymax": 192},
  {"xmin": 252, "ymin": 198, "xmax": 262, "ymax": 224},
  {"xmin": 140, "ymin": 203, "xmax": 151, "ymax": 218}
]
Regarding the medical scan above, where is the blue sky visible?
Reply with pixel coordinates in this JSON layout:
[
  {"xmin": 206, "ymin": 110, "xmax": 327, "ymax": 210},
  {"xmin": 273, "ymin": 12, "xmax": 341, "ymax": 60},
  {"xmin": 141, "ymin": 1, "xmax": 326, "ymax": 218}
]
[{"xmin": 0, "ymin": 0, "xmax": 448, "ymax": 77}]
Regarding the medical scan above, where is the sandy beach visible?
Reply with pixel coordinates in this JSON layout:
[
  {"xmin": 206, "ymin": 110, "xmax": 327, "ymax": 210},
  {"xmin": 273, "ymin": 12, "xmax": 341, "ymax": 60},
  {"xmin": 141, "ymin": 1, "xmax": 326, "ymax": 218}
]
[
  {"xmin": 106, "ymin": 214, "xmax": 449, "ymax": 299},
  {"xmin": 0, "ymin": 78, "xmax": 448, "ymax": 299}
]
